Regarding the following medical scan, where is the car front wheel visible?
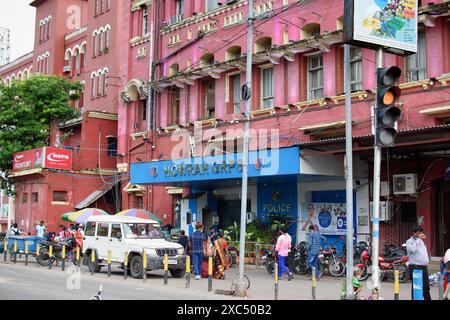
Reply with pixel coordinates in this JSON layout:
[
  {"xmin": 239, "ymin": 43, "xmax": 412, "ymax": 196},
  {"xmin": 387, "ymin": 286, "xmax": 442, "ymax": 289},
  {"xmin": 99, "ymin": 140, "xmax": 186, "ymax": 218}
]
[{"xmin": 129, "ymin": 255, "xmax": 144, "ymax": 279}]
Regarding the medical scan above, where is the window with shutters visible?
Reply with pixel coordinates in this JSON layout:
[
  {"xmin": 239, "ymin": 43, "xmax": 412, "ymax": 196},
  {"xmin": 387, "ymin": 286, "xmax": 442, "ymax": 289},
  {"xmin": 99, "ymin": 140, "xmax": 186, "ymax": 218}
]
[{"xmin": 261, "ymin": 67, "xmax": 274, "ymax": 108}]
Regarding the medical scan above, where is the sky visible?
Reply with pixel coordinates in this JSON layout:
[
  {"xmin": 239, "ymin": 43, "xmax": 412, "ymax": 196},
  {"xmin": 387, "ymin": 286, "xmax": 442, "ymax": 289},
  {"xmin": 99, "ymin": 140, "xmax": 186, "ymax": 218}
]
[{"xmin": 0, "ymin": 0, "xmax": 36, "ymax": 61}]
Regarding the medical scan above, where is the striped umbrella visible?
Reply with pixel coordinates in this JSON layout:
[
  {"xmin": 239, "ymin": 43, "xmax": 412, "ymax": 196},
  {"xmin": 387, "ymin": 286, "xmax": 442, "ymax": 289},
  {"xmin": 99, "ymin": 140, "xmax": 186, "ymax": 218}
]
[
  {"xmin": 115, "ymin": 209, "xmax": 162, "ymax": 224},
  {"xmin": 63, "ymin": 208, "xmax": 110, "ymax": 224},
  {"xmin": 60, "ymin": 212, "xmax": 74, "ymax": 222}
]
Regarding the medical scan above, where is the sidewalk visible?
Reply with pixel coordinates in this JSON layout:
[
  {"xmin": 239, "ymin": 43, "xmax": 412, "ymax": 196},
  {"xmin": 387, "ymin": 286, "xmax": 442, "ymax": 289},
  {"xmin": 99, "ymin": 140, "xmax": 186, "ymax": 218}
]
[{"xmin": 0, "ymin": 255, "xmax": 441, "ymax": 300}]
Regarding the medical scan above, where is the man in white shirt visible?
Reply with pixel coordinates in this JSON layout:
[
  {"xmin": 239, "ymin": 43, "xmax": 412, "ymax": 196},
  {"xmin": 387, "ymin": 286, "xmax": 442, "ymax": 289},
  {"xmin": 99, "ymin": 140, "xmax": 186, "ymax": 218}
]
[
  {"xmin": 36, "ymin": 221, "xmax": 46, "ymax": 238},
  {"xmin": 406, "ymin": 225, "xmax": 431, "ymax": 300}
]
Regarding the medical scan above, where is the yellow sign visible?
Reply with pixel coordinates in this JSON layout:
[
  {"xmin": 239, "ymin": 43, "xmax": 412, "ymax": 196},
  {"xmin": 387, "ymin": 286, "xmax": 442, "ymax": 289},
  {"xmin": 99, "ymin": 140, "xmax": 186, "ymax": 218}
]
[
  {"xmin": 363, "ymin": 18, "xmax": 380, "ymax": 30},
  {"xmin": 402, "ymin": 0, "xmax": 416, "ymax": 9}
]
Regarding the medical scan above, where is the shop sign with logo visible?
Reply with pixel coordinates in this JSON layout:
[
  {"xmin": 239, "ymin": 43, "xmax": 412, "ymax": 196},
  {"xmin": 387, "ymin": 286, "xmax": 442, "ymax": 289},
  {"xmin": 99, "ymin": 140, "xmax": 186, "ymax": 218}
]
[
  {"xmin": 12, "ymin": 147, "xmax": 72, "ymax": 172},
  {"xmin": 131, "ymin": 147, "xmax": 300, "ymax": 184}
]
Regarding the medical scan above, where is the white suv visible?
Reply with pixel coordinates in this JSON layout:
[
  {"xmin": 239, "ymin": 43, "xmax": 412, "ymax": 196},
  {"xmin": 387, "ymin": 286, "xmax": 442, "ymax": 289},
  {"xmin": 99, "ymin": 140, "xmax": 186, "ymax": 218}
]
[{"xmin": 82, "ymin": 216, "xmax": 186, "ymax": 279}]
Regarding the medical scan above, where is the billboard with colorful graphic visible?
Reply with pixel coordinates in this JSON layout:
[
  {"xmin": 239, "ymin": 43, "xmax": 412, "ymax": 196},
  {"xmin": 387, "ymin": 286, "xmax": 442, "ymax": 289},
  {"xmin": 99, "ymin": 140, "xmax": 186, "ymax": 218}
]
[
  {"xmin": 300, "ymin": 202, "xmax": 347, "ymax": 235},
  {"xmin": 345, "ymin": 0, "xmax": 418, "ymax": 54},
  {"xmin": 12, "ymin": 147, "xmax": 72, "ymax": 172}
]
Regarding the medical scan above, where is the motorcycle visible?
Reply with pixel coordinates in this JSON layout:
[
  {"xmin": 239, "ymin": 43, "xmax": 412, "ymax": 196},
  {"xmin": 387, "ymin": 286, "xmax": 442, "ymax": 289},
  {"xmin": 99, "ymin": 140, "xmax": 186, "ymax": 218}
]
[
  {"xmin": 292, "ymin": 241, "xmax": 308, "ymax": 275},
  {"xmin": 36, "ymin": 238, "xmax": 78, "ymax": 267},
  {"xmin": 356, "ymin": 244, "xmax": 409, "ymax": 282},
  {"xmin": 261, "ymin": 249, "xmax": 277, "ymax": 275},
  {"xmin": 318, "ymin": 246, "xmax": 346, "ymax": 277}
]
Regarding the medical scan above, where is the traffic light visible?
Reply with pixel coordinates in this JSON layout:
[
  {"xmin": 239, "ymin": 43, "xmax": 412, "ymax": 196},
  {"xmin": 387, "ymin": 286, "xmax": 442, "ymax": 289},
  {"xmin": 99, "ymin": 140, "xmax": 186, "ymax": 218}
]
[{"xmin": 375, "ymin": 66, "xmax": 402, "ymax": 147}]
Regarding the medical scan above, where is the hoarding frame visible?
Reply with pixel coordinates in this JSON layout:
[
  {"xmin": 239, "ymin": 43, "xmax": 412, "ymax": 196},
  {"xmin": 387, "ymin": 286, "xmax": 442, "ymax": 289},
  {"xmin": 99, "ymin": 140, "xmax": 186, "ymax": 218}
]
[{"xmin": 344, "ymin": 0, "xmax": 418, "ymax": 56}]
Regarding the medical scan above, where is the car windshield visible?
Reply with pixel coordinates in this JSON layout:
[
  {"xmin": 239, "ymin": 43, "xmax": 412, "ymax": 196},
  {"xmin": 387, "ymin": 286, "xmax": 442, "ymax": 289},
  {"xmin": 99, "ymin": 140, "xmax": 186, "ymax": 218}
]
[{"xmin": 122, "ymin": 223, "xmax": 164, "ymax": 239}]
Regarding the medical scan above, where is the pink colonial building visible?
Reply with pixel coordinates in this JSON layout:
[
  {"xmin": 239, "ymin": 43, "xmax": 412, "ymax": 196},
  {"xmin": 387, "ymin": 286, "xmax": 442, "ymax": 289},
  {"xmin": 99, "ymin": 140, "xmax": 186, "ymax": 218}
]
[
  {"xmin": 120, "ymin": 0, "xmax": 450, "ymax": 255},
  {"xmin": 0, "ymin": 0, "xmax": 125, "ymax": 233}
]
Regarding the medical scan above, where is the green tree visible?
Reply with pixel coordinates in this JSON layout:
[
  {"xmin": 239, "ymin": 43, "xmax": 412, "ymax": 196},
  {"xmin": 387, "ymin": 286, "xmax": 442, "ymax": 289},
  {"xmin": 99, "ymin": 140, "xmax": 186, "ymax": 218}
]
[{"xmin": 0, "ymin": 75, "xmax": 82, "ymax": 194}]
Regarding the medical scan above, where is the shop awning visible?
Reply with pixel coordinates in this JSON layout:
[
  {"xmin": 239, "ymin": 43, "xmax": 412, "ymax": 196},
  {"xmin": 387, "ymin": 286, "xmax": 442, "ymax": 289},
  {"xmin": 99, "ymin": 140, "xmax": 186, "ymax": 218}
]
[{"xmin": 75, "ymin": 184, "xmax": 114, "ymax": 210}]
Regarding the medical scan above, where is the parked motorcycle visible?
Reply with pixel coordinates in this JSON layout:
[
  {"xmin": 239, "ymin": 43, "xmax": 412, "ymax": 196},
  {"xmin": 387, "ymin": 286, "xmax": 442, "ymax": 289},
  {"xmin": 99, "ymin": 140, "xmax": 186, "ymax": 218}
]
[
  {"xmin": 261, "ymin": 249, "xmax": 277, "ymax": 275},
  {"xmin": 36, "ymin": 238, "xmax": 78, "ymax": 267},
  {"xmin": 356, "ymin": 244, "xmax": 409, "ymax": 282},
  {"xmin": 292, "ymin": 241, "xmax": 308, "ymax": 275},
  {"xmin": 319, "ymin": 246, "xmax": 346, "ymax": 277}
]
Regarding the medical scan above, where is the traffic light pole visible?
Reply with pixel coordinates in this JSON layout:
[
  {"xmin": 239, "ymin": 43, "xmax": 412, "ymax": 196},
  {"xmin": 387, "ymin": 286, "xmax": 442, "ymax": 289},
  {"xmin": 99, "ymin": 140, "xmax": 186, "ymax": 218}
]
[{"xmin": 371, "ymin": 47, "xmax": 384, "ymax": 299}]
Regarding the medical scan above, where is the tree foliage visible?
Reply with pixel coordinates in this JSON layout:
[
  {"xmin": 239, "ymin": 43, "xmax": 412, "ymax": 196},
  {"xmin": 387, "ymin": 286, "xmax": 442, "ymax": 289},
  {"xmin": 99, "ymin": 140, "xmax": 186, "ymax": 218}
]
[{"xmin": 0, "ymin": 75, "xmax": 82, "ymax": 194}]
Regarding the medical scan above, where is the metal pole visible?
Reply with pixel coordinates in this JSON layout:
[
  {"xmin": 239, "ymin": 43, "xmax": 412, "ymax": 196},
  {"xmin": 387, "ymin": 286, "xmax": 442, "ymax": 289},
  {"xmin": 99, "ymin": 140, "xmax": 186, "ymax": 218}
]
[
  {"xmin": 274, "ymin": 263, "xmax": 279, "ymax": 300},
  {"xmin": 147, "ymin": 21, "xmax": 154, "ymax": 131},
  {"xmin": 344, "ymin": 44, "xmax": 354, "ymax": 300},
  {"xmin": 235, "ymin": 0, "xmax": 254, "ymax": 297},
  {"xmin": 372, "ymin": 47, "xmax": 383, "ymax": 298},
  {"xmin": 312, "ymin": 267, "xmax": 316, "ymax": 300}
]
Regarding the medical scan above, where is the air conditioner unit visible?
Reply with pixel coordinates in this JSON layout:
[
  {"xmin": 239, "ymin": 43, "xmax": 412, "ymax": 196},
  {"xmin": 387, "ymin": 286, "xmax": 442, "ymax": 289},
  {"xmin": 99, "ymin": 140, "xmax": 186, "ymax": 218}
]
[
  {"xmin": 63, "ymin": 65, "xmax": 71, "ymax": 74},
  {"xmin": 370, "ymin": 201, "xmax": 394, "ymax": 221},
  {"xmin": 393, "ymin": 174, "xmax": 418, "ymax": 195}
]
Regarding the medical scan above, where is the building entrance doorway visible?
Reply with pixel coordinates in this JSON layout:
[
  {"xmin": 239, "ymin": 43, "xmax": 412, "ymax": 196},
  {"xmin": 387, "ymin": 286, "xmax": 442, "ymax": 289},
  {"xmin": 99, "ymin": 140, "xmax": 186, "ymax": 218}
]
[{"xmin": 435, "ymin": 181, "xmax": 450, "ymax": 256}]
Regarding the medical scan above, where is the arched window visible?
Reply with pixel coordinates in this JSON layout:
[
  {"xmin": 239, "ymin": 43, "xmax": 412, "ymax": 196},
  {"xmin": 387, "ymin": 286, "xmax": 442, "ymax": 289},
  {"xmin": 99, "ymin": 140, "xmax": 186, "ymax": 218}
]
[
  {"xmin": 93, "ymin": 31, "xmax": 99, "ymax": 56},
  {"xmin": 80, "ymin": 42, "xmax": 87, "ymax": 72},
  {"xmin": 301, "ymin": 23, "xmax": 320, "ymax": 40},
  {"xmin": 169, "ymin": 63, "xmax": 179, "ymax": 77},
  {"xmin": 91, "ymin": 72, "xmax": 97, "ymax": 98},
  {"xmin": 99, "ymin": 28, "xmax": 105, "ymax": 53},
  {"xmin": 255, "ymin": 37, "xmax": 272, "ymax": 54},
  {"xmin": 225, "ymin": 46, "xmax": 241, "ymax": 61},
  {"xmin": 79, "ymin": 81, "xmax": 85, "ymax": 109},
  {"xmin": 103, "ymin": 68, "xmax": 108, "ymax": 95},
  {"xmin": 73, "ymin": 47, "xmax": 80, "ymax": 75},
  {"xmin": 200, "ymin": 53, "xmax": 214, "ymax": 68},
  {"xmin": 105, "ymin": 25, "xmax": 111, "ymax": 51},
  {"xmin": 97, "ymin": 70, "xmax": 103, "ymax": 96}
]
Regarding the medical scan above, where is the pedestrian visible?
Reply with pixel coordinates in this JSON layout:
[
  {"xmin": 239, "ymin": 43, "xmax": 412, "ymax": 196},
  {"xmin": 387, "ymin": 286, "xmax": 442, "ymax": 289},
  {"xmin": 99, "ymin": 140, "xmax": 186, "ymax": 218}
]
[
  {"xmin": 57, "ymin": 225, "xmax": 70, "ymax": 241},
  {"xmin": 275, "ymin": 227, "xmax": 293, "ymax": 281},
  {"xmin": 306, "ymin": 225, "xmax": 326, "ymax": 279},
  {"xmin": 208, "ymin": 227, "xmax": 218, "ymax": 243},
  {"xmin": 353, "ymin": 266, "xmax": 363, "ymax": 300},
  {"xmin": 77, "ymin": 224, "xmax": 85, "ymax": 237},
  {"xmin": 189, "ymin": 223, "xmax": 207, "ymax": 280},
  {"xmin": 36, "ymin": 220, "xmax": 46, "ymax": 238},
  {"xmin": 8, "ymin": 223, "xmax": 23, "ymax": 237},
  {"xmin": 177, "ymin": 230, "xmax": 189, "ymax": 251},
  {"xmin": 405, "ymin": 225, "xmax": 432, "ymax": 300},
  {"xmin": 441, "ymin": 248, "xmax": 450, "ymax": 299}
]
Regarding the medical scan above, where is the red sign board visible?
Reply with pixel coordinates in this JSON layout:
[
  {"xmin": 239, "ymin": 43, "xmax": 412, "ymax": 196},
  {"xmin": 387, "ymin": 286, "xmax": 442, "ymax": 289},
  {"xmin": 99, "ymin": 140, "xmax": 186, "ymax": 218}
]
[{"xmin": 13, "ymin": 147, "xmax": 72, "ymax": 171}]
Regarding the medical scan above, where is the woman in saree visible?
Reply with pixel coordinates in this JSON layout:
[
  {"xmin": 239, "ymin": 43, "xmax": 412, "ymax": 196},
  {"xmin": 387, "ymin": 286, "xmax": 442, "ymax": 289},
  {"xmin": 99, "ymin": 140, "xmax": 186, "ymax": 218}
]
[{"xmin": 212, "ymin": 232, "xmax": 229, "ymax": 279}]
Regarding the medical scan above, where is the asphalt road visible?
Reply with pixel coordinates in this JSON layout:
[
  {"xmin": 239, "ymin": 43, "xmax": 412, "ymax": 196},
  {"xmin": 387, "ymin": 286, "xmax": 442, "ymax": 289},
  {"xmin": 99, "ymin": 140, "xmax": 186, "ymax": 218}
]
[{"xmin": 0, "ymin": 258, "xmax": 442, "ymax": 300}]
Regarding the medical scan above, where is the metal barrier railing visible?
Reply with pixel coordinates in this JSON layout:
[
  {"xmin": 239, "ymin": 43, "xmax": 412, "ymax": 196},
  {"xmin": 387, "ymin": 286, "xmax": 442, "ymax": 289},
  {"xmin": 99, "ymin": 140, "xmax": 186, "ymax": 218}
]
[{"xmin": 227, "ymin": 241, "xmax": 275, "ymax": 269}]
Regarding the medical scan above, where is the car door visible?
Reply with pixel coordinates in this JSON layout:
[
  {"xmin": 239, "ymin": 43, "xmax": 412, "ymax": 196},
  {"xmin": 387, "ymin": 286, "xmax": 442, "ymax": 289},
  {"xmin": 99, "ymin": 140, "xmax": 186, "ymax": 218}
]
[
  {"xmin": 95, "ymin": 222, "xmax": 110, "ymax": 260},
  {"xmin": 109, "ymin": 223, "xmax": 123, "ymax": 262},
  {"xmin": 83, "ymin": 221, "xmax": 97, "ymax": 254}
]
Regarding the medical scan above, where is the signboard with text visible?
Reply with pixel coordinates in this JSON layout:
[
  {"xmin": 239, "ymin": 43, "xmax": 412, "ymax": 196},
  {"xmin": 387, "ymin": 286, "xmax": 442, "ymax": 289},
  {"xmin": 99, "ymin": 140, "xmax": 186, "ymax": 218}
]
[
  {"xmin": 130, "ymin": 147, "xmax": 300, "ymax": 184},
  {"xmin": 344, "ymin": 0, "xmax": 418, "ymax": 55},
  {"xmin": 12, "ymin": 147, "xmax": 72, "ymax": 172}
]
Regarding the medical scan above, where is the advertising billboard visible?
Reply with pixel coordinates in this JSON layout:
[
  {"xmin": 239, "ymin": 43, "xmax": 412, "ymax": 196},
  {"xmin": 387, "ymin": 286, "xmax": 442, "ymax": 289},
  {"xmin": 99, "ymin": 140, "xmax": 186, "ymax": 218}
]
[
  {"xmin": 344, "ymin": 0, "xmax": 418, "ymax": 54},
  {"xmin": 12, "ymin": 147, "xmax": 72, "ymax": 172},
  {"xmin": 300, "ymin": 202, "xmax": 347, "ymax": 235}
]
